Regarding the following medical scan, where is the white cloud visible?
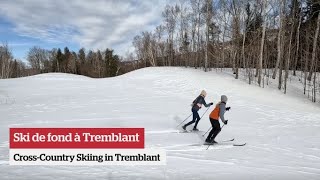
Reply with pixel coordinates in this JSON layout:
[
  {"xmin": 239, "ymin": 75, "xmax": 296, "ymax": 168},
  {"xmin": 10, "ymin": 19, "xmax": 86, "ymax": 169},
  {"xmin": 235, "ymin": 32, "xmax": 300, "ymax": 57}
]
[{"xmin": 0, "ymin": 0, "xmax": 171, "ymax": 56}]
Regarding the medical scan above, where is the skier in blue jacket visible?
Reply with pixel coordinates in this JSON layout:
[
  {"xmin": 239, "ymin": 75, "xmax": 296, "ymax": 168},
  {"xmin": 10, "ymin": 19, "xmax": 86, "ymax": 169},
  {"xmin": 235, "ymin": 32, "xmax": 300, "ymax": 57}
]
[{"xmin": 183, "ymin": 90, "xmax": 213, "ymax": 131}]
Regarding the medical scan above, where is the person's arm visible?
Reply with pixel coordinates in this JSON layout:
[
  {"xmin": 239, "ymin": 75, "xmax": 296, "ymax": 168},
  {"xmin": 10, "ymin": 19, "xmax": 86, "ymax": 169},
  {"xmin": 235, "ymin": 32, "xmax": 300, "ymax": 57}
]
[
  {"xmin": 219, "ymin": 103, "xmax": 226, "ymax": 123},
  {"xmin": 202, "ymin": 97, "xmax": 211, "ymax": 107}
]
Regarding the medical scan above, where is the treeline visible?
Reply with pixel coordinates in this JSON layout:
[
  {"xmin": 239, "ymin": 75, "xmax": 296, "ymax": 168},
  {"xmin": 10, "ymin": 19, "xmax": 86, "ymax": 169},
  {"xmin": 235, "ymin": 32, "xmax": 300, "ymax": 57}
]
[
  {"xmin": 0, "ymin": 44, "xmax": 139, "ymax": 79},
  {"xmin": 27, "ymin": 47, "xmax": 120, "ymax": 78},
  {"xmin": 131, "ymin": 0, "xmax": 320, "ymax": 102},
  {"xmin": 0, "ymin": 44, "xmax": 26, "ymax": 79}
]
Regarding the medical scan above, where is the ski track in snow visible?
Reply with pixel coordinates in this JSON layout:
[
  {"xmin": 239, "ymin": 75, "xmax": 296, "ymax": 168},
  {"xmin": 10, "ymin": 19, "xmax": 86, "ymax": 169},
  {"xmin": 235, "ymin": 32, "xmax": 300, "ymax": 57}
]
[{"xmin": 1, "ymin": 67, "xmax": 320, "ymax": 179}]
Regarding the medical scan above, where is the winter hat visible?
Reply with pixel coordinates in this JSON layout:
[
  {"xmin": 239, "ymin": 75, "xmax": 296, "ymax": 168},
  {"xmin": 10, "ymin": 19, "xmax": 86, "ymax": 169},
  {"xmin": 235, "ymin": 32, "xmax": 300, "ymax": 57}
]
[
  {"xmin": 200, "ymin": 90, "xmax": 207, "ymax": 97},
  {"xmin": 221, "ymin": 95, "xmax": 228, "ymax": 102}
]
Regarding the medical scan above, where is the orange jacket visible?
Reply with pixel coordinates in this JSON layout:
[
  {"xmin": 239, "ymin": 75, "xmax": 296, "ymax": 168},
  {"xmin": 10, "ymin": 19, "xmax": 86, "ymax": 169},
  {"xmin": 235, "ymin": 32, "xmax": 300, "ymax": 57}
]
[{"xmin": 209, "ymin": 103, "xmax": 220, "ymax": 120}]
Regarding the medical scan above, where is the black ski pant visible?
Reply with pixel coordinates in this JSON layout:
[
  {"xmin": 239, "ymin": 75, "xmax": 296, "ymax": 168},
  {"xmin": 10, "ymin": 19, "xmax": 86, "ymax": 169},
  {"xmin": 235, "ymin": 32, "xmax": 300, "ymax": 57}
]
[
  {"xmin": 206, "ymin": 118, "xmax": 221, "ymax": 142},
  {"xmin": 184, "ymin": 108, "xmax": 200, "ymax": 129}
]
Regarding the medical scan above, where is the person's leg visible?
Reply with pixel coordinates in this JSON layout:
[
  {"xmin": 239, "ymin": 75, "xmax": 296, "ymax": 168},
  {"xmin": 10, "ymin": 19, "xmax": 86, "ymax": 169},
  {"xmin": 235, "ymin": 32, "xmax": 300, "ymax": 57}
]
[
  {"xmin": 205, "ymin": 118, "xmax": 216, "ymax": 142},
  {"xmin": 210, "ymin": 121, "xmax": 221, "ymax": 142},
  {"xmin": 183, "ymin": 109, "xmax": 197, "ymax": 128},
  {"xmin": 193, "ymin": 112, "xmax": 201, "ymax": 130}
]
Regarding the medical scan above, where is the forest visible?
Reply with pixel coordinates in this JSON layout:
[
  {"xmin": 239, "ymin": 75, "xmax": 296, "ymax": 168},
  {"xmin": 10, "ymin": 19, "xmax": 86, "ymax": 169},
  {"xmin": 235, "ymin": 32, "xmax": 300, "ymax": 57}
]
[{"xmin": 130, "ymin": 0, "xmax": 320, "ymax": 102}]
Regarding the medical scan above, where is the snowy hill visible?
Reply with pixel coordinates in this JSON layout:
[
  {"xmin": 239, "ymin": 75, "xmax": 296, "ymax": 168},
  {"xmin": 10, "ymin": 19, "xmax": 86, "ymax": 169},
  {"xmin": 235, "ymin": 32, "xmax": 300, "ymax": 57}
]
[{"xmin": 1, "ymin": 67, "xmax": 320, "ymax": 179}]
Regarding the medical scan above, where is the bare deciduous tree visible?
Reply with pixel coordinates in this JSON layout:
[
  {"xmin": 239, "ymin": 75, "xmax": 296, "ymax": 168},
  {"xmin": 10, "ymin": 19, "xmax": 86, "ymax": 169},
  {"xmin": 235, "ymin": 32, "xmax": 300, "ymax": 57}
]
[{"xmin": 0, "ymin": 43, "xmax": 13, "ymax": 79}]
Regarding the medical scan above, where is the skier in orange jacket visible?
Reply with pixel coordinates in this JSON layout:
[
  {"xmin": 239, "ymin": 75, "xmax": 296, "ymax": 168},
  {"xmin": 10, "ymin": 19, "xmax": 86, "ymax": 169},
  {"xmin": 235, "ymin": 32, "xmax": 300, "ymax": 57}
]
[{"xmin": 205, "ymin": 95, "xmax": 230, "ymax": 143}]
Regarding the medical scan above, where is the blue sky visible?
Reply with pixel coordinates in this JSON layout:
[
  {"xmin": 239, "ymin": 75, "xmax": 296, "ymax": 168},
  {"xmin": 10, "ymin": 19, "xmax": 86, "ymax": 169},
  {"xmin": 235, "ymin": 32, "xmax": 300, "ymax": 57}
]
[
  {"xmin": 0, "ymin": 0, "xmax": 169, "ymax": 62},
  {"xmin": 0, "ymin": 16, "xmax": 79, "ymax": 60}
]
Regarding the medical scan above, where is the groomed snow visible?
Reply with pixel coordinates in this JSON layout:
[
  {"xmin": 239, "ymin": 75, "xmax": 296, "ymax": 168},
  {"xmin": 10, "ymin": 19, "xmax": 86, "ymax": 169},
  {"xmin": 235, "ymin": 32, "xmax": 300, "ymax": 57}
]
[{"xmin": 1, "ymin": 67, "xmax": 320, "ymax": 180}]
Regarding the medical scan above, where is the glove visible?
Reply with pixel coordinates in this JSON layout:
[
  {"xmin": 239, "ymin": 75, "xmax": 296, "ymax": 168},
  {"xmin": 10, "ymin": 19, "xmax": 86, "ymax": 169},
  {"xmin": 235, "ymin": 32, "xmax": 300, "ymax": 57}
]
[
  {"xmin": 223, "ymin": 120, "xmax": 228, "ymax": 125},
  {"xmin": 209, "ymin": 102, "xmax": 213, "ymax": 106},
  {"xmin": 226, "ymin": 107, "xmax": 231, "ymax": 111}
]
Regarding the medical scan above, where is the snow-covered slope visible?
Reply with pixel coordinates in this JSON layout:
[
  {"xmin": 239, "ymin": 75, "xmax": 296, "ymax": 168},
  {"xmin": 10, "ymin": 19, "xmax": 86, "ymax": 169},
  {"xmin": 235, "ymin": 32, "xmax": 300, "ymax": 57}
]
[{"xmin": 1, "ymin": 67, "xmax": 320, "ymax": 180}]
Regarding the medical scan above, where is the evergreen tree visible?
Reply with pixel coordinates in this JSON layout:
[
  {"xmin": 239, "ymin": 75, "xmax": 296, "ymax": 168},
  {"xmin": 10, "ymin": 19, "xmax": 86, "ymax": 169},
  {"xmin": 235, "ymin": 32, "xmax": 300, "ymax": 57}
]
[
  {"xmin": 12, "ymin": 60, "xmax": 18, "ymax": 78},
  {"xmin": 56, "ymin": 48, "xmax": 63, "ymax": 72},
  {"xmin": 78, "ymin": 48, "xmax": 86, "ymax": 74},
  {"xmin": 110, "ymin": 54, "xmax": 119, "ymax": 76},
  {"xmin": 104, "ymin": 48, "xmax": 113, "ymax": 77},
  {"xmin": 96, "ymin": 50, "xmax": 103, "ymax": 77},
  {"xmin": 86, "ymin": 50, "xmax": 95, "ymax": 77},
  {"xmin": 64, "ymin": 47, "xmax": 71, "ymax": 73}
]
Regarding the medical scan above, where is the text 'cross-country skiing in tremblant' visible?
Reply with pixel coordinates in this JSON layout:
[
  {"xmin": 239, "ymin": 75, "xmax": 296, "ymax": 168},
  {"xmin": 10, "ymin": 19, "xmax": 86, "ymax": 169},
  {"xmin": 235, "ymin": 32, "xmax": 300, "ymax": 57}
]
[
  {"xmin": 2, "ymin": 0, "xmax": 320, "ymax": 179},
  {"xmin": 9, "ymin": 128, "xmax": 165, "ymax": 165}
]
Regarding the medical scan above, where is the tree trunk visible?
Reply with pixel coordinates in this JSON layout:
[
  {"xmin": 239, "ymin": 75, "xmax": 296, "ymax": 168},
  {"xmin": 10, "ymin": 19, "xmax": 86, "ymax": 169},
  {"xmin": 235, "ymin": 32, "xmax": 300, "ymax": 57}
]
[
  {"xmin": 278, "ymin": 57, "xmax": 283, "ymax": 90},
  {"xmin": 284, "ymin": 21, "xmax": 294, "ymax": 94},
  {"xmin": 242, "ymin": 28, "xmax": 246, "ymax": 74},
  {"xmin": 303, "ymin": 26, "xmax": 310, "ymax": 95},
  {"xmin": 307, "ymin": 13, "xmax": 320, "ymax": 81},
  {"xmin": 204, "ymin": 0, "xmax": 210, "ymax": 72},
  {"xmin": 284, "ymin": 1, "xmax": 297, "ymax": 94},
  {"xmin": 272, "ymin": 0, "xmax": 284, "ymax": 79},
  {"xmin": 313, "ymin": 63, "xmax": 317, "ymax": 102},
  {"xmin": 222, "ymin": 22, "xmax": 226, "ymax": 70},
  {"xmin": 258, "ymin": 0, "xmax": 267, "ymax": 86},
  {"xmin": 293, "ymin": 13, "xmax": 302, "ymax": 76},
  {"xmin": 196, "ymin": 0, "xmax": 201, "ymax": 69}
]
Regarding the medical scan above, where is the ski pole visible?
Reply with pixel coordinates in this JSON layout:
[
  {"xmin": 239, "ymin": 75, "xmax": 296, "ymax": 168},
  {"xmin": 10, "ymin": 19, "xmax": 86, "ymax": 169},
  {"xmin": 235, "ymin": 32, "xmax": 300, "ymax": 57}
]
[
  {"xmin": 200, "ymin": 107, "xmax": 210, "ymax": 119},
  {"xmin": 176, "ymin": 106, "xmax": 210, "ymax": 128},
  {"xmin": 176, "ymin": 113, "xmax": 192, "ymax": 128},
  {"xmin": 202, "ymin": 127, "xmax": 212, "ymax": 137},
  {"xmin": 206, "ymin": 124, "xmax": 225, "ymax": 150},
  {"xmin": 203, "ymin": 123, "xmax": 225, "ymax": 137},
  {"xmin": 197, "ymin": 107, "xmax": 211, "ymax": 134}
]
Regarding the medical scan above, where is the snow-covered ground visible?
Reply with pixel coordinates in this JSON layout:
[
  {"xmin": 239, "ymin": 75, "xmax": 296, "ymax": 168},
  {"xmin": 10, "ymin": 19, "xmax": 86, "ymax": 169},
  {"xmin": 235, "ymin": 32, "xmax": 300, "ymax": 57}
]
[{"xmin": 1, "ymin": 67, "xmax": 320, "ymax": 180}]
